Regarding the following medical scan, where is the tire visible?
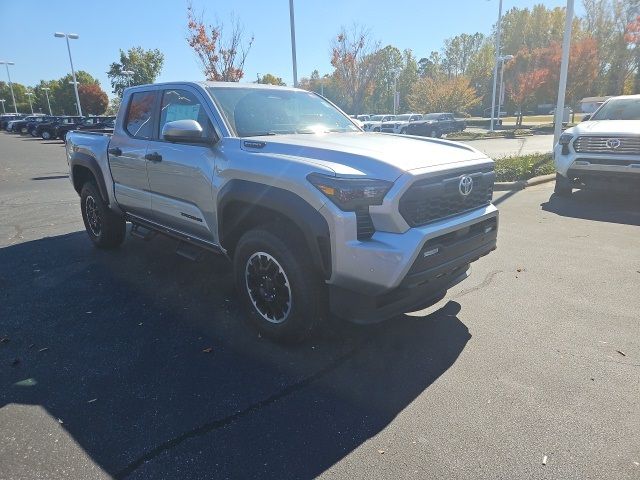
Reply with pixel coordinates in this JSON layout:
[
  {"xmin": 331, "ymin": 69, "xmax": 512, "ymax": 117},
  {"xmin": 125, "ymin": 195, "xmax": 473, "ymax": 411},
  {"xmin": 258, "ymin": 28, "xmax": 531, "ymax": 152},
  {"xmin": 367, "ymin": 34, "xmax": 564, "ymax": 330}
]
[
  {"xmin": 80, "ymin": 182, "xmax": 126, "ymax": 248},
  {"xmin": 400, "ymin": 128, "xmax": 407, "ymax": 134},
  {"xmin": 429, "ymin": 129, "xmax": 438, "ymax": 138},
  {"xmin": 233, "ymin": 227, "xmax": 324, "ymax": 343},
  {"xmin": 41, "ymin": 130, "xmax": 51, "ymax": 140},
  {"xmin": 20, "ymin": 126, "xmax": 28, "ymax": 134},
  {"xmin": 554, "ymin": 172, "xmax": 573, "ymax": 196},
  {"xmin": 374, "ymin": 127, "xmax": 380, "ymax": 132}
]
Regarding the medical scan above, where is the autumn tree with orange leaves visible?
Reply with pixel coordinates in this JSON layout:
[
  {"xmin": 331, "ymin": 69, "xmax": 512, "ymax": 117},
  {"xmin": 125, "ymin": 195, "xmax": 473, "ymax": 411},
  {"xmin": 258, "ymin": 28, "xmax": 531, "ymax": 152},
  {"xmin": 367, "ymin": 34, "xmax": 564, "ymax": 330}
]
[
  {"xmin": 508, "ymin": 69, "xmax": 548, "ymax": 126},
  {"xmin": 330, "ymin": 26, "xmax": 381, "ymax": 114},
  {"xmin": 186, "ymin": 3, "xmax": 254, "ymax": 82}
]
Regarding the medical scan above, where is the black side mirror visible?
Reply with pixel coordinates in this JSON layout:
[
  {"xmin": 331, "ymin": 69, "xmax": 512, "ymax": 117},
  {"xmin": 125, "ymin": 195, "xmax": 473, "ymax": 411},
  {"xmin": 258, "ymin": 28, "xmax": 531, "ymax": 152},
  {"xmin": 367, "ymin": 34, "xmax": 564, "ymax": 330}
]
[{"xmin": 581, "ymin": 114, "xmax": 591, "ymax": 122}]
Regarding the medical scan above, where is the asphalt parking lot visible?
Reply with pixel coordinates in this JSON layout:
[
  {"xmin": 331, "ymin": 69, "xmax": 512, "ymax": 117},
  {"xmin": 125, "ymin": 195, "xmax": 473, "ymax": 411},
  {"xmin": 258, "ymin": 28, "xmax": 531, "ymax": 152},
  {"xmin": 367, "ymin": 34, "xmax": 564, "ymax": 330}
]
[{"xmin": 0, "ymin": 132, "xmax": 638, "ymax": 480}]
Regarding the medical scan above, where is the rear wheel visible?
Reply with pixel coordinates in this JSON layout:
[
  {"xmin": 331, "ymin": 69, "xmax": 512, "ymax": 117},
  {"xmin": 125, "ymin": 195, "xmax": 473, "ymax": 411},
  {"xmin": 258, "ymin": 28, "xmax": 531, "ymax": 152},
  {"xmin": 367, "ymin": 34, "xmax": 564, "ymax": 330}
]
[
  {"xmin": 41, "ymin": 130, "xmax": 51, "ymax": 140},
  {"xmin": 400, "ymin": 127, "xmax": 407, "ymax": 134},
  {"xmin": 80, "ymin": 182, "xmax": 126, "ymax": 248},
  {"xmin": 554, "ymin": 172, "xmax": 573, "ymax": 196},
  {"xmin": 233, "ymin": 227, "xmax": 324, "ymax": 342},
  {"xmin": 20, "ymin": 126, "xmax": 28, "ymax": 134}
]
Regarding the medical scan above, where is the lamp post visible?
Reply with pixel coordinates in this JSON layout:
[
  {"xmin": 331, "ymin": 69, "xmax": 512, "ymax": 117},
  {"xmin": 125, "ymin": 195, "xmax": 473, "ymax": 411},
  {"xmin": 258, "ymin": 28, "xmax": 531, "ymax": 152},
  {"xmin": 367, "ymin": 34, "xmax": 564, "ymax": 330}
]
[
  {"xmin": 289, "ymin": 0, "xmax": 298, "ymax": 87},
  {"xmin": 0, "ymin": 61, "xmax": 18, "ymax": 113},
  {"xmin": 41, "ymin": 87, "xmax": 53, "ymax": 115},
  {"xmin": 54, "ymin": 32, "xmax": 83, "ymax": 116},
  {"xmin": 121, "ymin": 70, "xmax": 134, "ymax": 87},
  {"xmin": 496, "ymin": 54, "xmax": 514, "ymax": 126},
  {"xmin": 553, "ymin": 0, "xmax": 575, "ymax": 146},
  {"xmin": 489, "ymin": 0, "xmax": 503, "ymax": 132},
  {"xmin": 0, "ymin": 99, "xmax": 6, "ymax": 114},
  {"xmin": 25, "ymin": 92, "xmax": 34, "ymax": 114}
]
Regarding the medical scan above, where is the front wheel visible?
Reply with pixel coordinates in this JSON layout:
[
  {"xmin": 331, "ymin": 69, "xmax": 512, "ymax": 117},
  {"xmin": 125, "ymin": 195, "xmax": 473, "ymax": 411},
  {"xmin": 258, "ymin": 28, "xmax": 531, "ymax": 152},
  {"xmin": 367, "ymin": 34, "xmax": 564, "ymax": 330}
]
[
  {"xmin": 80, "ymin": 182, "xmax": 126, "ymax": 248},
  {"xmin": 41, "ymin": 130, "xmax": 52, "ymax": 140},
  {"xmin": 554, "ymin": 172, "xmax": 573, "ymax": 196},
  {"xmin": 233, "ymin": 228, "xmax": 324, "ymax": 342},
  {"xmin": 400, "ymin": 128, "xmax": 407, "ymax": 134}
]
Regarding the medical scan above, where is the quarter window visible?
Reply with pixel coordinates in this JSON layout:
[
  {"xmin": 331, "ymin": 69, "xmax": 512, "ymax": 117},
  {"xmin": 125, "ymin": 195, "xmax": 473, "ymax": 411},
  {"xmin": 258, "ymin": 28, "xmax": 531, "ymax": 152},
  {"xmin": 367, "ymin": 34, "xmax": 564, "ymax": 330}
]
[{"xmin": 125, "ymin": 91, "xmax": 156, "ymax": 139}]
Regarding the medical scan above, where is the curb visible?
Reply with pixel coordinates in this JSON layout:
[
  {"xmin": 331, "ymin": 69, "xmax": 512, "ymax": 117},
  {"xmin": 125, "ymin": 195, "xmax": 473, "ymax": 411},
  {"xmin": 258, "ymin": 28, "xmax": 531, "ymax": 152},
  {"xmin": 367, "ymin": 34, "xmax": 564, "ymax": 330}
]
[{"xmin": 494, "ymin": 173, "xmax": 555, "ymax": 191}]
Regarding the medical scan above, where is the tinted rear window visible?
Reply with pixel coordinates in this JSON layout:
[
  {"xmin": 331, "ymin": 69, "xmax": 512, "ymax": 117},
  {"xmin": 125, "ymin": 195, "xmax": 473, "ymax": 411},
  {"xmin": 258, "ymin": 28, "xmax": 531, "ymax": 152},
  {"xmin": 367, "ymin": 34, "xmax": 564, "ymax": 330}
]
[{"xmin": 125, "ymin": 91, "xmax": 156, "ymax": 139}]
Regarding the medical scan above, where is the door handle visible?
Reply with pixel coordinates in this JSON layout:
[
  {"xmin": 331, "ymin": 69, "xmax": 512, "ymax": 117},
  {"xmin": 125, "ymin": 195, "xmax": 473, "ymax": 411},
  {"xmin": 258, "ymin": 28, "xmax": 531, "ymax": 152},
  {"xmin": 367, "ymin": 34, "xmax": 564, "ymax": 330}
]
[
  {"xmin": 145, "ymin": 152, "xmax": 163, "ymax": 162},
  {"xmin": 108, "ymin": 147, "xmax": 122, "ymax": 156}
]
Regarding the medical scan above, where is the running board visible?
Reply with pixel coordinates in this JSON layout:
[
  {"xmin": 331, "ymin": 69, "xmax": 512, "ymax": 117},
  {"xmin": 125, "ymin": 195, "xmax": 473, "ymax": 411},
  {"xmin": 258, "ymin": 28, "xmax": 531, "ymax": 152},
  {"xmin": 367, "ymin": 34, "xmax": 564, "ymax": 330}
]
[
  {"xmin": 130, "ymin": 224, "xmax": 156, "ymax": 241},
  {"xmin": 175, "ymin": 241, "xmax": 204, "ymax": 261}
]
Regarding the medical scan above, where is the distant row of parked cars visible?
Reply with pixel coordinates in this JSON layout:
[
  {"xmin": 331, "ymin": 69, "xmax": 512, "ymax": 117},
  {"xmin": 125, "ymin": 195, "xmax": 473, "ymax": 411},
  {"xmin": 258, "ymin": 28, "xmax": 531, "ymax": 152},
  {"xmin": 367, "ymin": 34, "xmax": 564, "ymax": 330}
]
[
  {"xmin": 0, "ymin": 113, "xmax": 115, "ymax": 142},
  {"xmin": 352, "ymin": 112, "xmax": 466, "ymax": 138}
]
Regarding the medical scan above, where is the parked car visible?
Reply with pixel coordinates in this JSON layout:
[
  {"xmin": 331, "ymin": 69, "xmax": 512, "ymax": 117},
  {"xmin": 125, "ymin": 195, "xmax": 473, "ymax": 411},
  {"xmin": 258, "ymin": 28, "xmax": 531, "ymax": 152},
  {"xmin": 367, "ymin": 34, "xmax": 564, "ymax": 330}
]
[
  {"xmin": 405, "ymin": 113, "xmax": 466, "ymax": 138},
  {"xmin": 66, "ymin": 82, "xmax": 498, "ymax": 342},
  {"xmin": 25, "ymin": 115, "xmax": 56, "ymax": 136},
  {"xmin": 57, "ymin": 116, "xmax": 116, "ymax": 142},
  {"xmin": 380, "ymin": 113, "xmax": 423, "ymax": 134},
  {"xmin": 0, "ymin": 114, "xmax": 25, "ymax": 130},
  {"xmin": 35, "ymin": 116, "xmax": 83, "ymax": 140},
  {"xmin": 7, "ymin": 114, "xmax": 46, "ymax": 134},
  {"xmin": 554, "ymin": 94, "xmax": 640, "ymax": 196},
  {"xmin": 483, "ymin": 107, "xmax": 507, "ymax": 118},
  {"xmin": 362, "ymin": 114, "xmax": 395, "ymax": 132}
]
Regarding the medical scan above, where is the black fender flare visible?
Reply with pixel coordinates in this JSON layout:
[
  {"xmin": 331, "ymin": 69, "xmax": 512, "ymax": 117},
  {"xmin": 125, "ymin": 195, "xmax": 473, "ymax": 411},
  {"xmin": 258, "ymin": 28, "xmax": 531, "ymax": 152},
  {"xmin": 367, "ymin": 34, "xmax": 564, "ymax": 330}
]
[
  {"xmin": 70, "ymin": 152, "xmax": 110, "ymax": 204},
  {"xmin": 218, "ymin": 179, "xmax": 332, "ymax": 278}
]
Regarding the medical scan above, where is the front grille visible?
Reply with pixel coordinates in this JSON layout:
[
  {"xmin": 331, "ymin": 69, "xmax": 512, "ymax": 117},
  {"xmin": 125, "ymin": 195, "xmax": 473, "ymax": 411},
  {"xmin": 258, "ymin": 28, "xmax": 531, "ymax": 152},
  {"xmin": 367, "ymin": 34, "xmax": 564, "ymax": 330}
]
[
  {"xmin": 574, "ymin": 136, "xmax": 640, "ymax": 155},
  {"xmin": 399, "ymin": 168, "xmax": 495, "ymax": 227}
]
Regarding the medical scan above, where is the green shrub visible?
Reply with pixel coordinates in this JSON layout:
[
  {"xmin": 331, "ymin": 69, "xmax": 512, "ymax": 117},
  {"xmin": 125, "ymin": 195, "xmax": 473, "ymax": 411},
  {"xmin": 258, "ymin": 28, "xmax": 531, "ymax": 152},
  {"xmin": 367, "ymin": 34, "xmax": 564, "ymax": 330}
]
[{"xmin": 494, "ymin": 153, "xmax": 555, "ymax": 182}]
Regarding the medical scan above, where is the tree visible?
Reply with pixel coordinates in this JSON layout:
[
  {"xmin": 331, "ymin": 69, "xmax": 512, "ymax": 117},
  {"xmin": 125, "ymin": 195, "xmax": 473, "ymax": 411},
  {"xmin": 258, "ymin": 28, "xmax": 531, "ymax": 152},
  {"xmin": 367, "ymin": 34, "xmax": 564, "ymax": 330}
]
[
  {"xmin": 466, "ymin": 41, "xmax": 495, "ymax": 112},
  {"xmin": 79, "ymin": 84, "xmax": 108, "ymax": 115},
  {"xmin": 407, "ymin": 76, "xmax": 480, "ymax": 114},
  {"xmin": 107, "ymin": 47, "xmax": 164, "ymax": 97},
  {"xmin": 53, "ymin": 71, "xmax": 100, "ymax": 115},
  {"xmin": 441, "ymin": 33, "xmax": 485, "ymax": 77},
  {"xmin": 330, "ymin": 25, "xmax": 381, "ymax": 113},
  {"xmin": 396, "ymin": 49, "xmax": 419, "ymax": 112},
  {"xmin": 258, "ymin": 73, "xmax": 286, "ymax": 86},
  {"xmin": 105, "ymin": 96, "xmax": 121, "ymax": 116},
  {"xmin": 508, "ymin": 69, "xmax": 548, "ymax": 125},
  {"xmin": 186, "ymin": 3, "xmax": 254, "ymax": 81},
  {"xmin": 367, "ymin": 45, "xmax": 403, "ymax": 113},
  {"xmin": 418, "ymin": 51, "xmax": 445, "ymax": 80}
]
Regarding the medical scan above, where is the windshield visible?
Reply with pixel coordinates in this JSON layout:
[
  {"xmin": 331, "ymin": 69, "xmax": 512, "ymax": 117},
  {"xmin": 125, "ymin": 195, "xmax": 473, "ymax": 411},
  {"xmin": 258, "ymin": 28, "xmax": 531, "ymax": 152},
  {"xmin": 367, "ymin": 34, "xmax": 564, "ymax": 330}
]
[
  {"xmin": 423, "ymin": 113, "xmax": 440, "ymax": 120},
  {"xmin": 394, "ymin": 114, "xmax": 411, "ymax": 121},
  {"xmin": 207, "ymin": 87, "xmax": 359, "ymax": 137},
  {"xmin": 591, "ymin": 98, "xmax": 640, "ymax": 120},
  {"xmin": 370, "ymin": 115, "xmax": 385, "ymax": 121}
]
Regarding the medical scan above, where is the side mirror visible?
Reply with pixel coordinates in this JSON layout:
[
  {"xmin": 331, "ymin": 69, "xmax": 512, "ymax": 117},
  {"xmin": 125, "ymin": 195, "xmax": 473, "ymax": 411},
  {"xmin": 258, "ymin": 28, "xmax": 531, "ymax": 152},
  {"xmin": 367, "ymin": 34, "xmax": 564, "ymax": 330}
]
[
  {"xmin": 162, "ymin": 119, "xmax": 214, "ymax": 144},
  {"xmin": 581, "ymin": 114, "xmax": 591, "ymax": 122}
]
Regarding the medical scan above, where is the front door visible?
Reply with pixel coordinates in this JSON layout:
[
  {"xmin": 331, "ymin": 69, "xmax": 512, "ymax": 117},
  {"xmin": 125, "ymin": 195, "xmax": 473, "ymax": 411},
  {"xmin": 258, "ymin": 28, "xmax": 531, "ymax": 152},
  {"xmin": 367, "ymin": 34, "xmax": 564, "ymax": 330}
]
[
  {"xmin": 108, "ymin": 90, "xmax": 157, "ymax": 218},
  {"xmin": 145, "ymin": 87, "xmax": 220, "ymax": 244}
]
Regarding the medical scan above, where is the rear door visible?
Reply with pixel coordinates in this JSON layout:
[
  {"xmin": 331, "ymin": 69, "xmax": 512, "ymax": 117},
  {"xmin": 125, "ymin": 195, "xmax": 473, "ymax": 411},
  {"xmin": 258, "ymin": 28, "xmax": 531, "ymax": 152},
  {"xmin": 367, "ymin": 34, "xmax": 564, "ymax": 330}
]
[
  {"xmin": 144, "ymin": 86, "xmax": 220, "ymax": 243},
  {"xmin": 108, "ymin": 90, "xmax": 157, "ymax": 218}
]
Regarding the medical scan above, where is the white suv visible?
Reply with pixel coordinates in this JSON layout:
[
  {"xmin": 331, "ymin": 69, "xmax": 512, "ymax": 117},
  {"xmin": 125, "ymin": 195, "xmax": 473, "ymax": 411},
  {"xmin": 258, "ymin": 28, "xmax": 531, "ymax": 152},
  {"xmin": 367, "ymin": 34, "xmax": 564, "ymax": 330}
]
[
  {"xmin": 363, "ymin": 114, "xmax": 395, "ymax": 132},
  {"xmin": 554, "ymin": 95, "xmax": 640, "ymax": 195},
  {"xmin": 380, "ymin": 113, "xmax": 423, "ymax": 134}
]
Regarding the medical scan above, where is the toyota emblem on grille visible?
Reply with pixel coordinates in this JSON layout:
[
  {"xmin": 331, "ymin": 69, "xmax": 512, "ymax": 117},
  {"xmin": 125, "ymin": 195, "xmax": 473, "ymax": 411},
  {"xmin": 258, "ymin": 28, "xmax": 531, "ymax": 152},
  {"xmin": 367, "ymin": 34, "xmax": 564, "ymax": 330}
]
[
  {"xmin": 606, "ymin": 138, "xmax": 621, "ymax": 149},
  {"xmin": 459, "ymin": 175, "xmax": 474, "ymax": 196}
]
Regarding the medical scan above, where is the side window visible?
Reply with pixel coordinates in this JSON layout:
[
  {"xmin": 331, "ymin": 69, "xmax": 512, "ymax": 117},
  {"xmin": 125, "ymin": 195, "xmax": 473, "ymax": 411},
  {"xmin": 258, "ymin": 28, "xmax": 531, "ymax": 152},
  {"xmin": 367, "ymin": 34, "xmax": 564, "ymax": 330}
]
[
  {"xmin": 158, "ymin": 89, "xmax": 213, "ymax": 141},
  {"xmin": 125, "ymin": 91, "xmax": 157, "ymax": 139}
]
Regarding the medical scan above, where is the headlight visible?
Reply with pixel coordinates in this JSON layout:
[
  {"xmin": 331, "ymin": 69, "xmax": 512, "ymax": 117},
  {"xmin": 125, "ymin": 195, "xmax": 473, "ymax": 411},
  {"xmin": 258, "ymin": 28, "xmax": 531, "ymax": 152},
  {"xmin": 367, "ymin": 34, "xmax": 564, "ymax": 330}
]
[{"xmin": 307, "ymin": 173, "xmax": 392, "ymax": 211}]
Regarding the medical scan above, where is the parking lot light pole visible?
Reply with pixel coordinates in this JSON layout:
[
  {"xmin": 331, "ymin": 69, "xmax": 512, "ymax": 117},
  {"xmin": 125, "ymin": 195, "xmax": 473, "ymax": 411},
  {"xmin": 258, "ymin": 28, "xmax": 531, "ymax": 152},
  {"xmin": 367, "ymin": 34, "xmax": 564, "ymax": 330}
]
[
  {"xmin": 489, "ymin": 0, "xmax": 503, "ymax": 132},
  {"xmin": 496, "ymin": 54, "xmax": 514, "ymax": 126},
  {"xmin": 54, "ymin": 32, "xmax": 83, "ymax": 116},
  {"xmin": 0, "ymin": 99, "xmax": 6, "ymax": 114},
  {"xmin": 41, "ymin": 87, "xmax": 53, "ymax": 115},
  {"xmin": 289, "ymin": 0, "xmax": 298, "ymax": 87},
  {"xmin": 553, "ymin": 0, "xmax": 574, "ymax": 146},
  {"xmin": 0, "ymin": 61, "xmax": 18, "ymax": 114},
  {"xmin": 25, "ymin": 92, "xmax": 34, "ymax": 114}
]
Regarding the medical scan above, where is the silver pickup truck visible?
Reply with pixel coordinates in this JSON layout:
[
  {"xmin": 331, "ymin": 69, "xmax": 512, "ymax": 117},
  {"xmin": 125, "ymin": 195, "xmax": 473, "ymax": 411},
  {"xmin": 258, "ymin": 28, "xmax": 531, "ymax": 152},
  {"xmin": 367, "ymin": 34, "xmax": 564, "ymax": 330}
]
[{"xmin": 66, "ymin": 82, "xmax": 498, "ymax": 342}]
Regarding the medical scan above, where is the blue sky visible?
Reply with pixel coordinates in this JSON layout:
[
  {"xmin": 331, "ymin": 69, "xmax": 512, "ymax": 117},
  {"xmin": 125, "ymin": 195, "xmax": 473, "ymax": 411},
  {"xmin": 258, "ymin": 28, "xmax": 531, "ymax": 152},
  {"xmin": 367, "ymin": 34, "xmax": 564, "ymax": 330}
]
[{"xmin": 0, "ymin": 0, "xmax": 582, "ymax": 96}]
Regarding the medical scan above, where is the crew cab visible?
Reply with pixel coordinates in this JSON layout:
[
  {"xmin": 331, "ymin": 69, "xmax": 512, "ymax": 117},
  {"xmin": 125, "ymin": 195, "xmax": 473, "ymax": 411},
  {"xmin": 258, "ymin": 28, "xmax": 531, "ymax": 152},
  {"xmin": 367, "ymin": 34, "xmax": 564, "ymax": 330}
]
[
  {"xmin": 554, "ymin": 94, "xmax": 640, "ymax": 195},
  {"xmin": 380, "ymin": 113, "xmax": 423, "ymax": 134},
  {"xmin": 363, "ymin": 114, "xmax": 395, "ymax": 132},
  {"xmin": 405, "ymin": 112, "xmax": 466, "ymax": 138},
  {"xmin": 66, "ymin": 82, "xmax": 498, "ymax": 342}
]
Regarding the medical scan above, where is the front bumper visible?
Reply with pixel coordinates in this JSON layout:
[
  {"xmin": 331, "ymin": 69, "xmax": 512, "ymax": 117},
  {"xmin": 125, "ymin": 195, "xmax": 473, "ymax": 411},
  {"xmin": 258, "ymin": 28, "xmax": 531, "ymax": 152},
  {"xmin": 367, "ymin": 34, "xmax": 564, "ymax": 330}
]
[{"xmin": 327, "ymin": 209, "xmax": 498, "ymax": 323}]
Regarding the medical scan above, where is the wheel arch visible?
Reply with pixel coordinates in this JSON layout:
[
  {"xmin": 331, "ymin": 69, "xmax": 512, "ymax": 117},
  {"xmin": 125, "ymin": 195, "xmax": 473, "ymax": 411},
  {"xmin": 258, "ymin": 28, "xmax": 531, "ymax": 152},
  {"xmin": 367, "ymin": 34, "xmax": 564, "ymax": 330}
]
[
  {"xmin": 70, "ymin": 152, "xmax": 109, "ymax": 204},
  {"xmin": 218, "ymin": 180, "xmax": 332, "ymax": 279}
]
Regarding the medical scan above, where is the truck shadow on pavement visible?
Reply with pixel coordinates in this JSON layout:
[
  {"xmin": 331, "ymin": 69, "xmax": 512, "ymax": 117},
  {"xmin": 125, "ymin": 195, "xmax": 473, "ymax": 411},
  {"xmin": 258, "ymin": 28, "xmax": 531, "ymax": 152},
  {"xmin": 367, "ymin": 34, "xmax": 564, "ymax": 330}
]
[
  {"xmin": 541, "ymin": 190, "xmax": 640, "ymax": 226},
  {"xmin": 0, "ymin": 231, "xmax": 470, "ymax": 479}
]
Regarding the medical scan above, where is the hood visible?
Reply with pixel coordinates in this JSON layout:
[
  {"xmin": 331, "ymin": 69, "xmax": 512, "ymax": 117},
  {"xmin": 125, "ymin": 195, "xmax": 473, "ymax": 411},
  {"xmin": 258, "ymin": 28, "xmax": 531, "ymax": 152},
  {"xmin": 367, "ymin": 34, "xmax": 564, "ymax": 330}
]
[
  {"xmin": 569, "ymin": 120, "xmax": 640, "ymax": 136},
  {"xmin": 241, "ymin": 132, "xmax": 488, "ymax": 180}
]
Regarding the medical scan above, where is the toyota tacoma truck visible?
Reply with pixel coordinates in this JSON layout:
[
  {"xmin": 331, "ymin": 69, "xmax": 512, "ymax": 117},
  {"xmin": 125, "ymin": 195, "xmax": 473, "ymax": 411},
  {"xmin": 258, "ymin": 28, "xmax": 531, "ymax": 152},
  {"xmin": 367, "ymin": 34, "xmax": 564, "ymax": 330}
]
[
  {"xmin": 66, "ymin": 82, "xmax": 498, "ymax": 342},
  {"xmin": 380, "ymin": 113, "xmax": 423, "ymax": 134},
  {"xmin": 554, "ymin": 94, "xmax": 640, "ymax": 195},
  {"xmin": 405, "ymin": 113, "xmax": 466, "ymax": 138}
]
